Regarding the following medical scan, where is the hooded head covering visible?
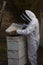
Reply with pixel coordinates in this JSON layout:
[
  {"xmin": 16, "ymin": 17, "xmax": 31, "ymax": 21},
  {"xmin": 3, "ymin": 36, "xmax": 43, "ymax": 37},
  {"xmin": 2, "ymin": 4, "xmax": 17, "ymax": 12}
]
[
  {"xmin": 16, "ymin": 10, "xmax": 36, "ymax": 24},
  {"xmin": 20, "ymin": 10, "xmax": 36, "ymax": 24},
  {"xmin": 25, "ymin": 10, "xmax": 36, "ymax": 20}
]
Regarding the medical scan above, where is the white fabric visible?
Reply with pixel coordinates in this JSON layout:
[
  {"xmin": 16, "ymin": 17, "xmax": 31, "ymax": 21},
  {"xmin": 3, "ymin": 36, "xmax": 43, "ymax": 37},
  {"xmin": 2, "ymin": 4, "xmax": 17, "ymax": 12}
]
[
  {"xmin": 25, "ymin": 10, "xmax": 36, "ymax": 19},
  {"xmin": 16, "ymin": 10, "xmax": 40, "ymax": 65}
]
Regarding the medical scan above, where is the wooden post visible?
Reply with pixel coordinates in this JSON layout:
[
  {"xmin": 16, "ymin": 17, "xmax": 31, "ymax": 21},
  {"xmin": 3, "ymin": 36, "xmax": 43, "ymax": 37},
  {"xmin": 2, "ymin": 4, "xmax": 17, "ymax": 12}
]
[{"xmin": 0, "ymin": 1, "xmax": 6, "ymax": 27}]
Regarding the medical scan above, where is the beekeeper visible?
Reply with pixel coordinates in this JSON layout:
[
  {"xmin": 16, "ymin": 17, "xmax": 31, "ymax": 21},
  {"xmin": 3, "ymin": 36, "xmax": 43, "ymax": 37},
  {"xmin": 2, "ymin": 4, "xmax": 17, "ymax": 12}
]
[{"xmin": 9, "ymin": 10, "xmax": 40, "ymax": 65}]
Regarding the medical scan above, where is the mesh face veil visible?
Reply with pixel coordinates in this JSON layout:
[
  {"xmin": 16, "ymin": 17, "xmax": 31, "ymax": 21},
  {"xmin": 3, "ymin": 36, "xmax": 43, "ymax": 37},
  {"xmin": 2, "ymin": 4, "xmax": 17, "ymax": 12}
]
[{"xmin": 20, "ymin": 10, "xmax": 32, "ymax": 24}]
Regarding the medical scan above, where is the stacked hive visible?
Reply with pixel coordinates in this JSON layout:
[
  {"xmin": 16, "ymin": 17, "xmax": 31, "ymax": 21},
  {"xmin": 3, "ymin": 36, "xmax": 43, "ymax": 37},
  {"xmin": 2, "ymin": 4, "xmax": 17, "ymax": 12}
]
[
  {"xmin": 6, "ymin": 36, "xmax": 27, "ymax": 65},
  {"xmin": 6, "ymin": 23, "xmax": 27, "ymax": 65}
]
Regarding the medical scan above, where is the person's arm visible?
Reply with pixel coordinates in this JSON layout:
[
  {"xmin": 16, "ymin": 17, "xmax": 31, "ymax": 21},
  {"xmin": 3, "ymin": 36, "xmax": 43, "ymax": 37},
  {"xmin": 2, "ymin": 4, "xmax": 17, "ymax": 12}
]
[{"xmin": 16, "ymin": 21, "xmax": 35, "ymax": 35}]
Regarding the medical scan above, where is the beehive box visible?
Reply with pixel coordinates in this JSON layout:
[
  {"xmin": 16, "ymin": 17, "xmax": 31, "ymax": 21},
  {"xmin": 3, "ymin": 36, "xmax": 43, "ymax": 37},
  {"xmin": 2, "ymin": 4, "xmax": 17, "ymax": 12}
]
[
  {"xmin": 8, "ymin": 56, "xmax": 26, "ymax": 65},
  {"xmin": 6, "ymin": 36, "xmax": 26, "ymax": 51},
  {"xmin": 6, "ymin": 36, "xmax": 27, "ymax": 65},
  {"xmin": 7, "ymin": 48, "xmax": 26, "ymax": 58}
]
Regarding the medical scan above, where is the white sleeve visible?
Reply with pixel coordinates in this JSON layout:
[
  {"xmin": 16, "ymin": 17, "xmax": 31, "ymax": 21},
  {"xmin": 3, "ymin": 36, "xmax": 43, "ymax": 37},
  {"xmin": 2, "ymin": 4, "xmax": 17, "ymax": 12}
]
[{"xmin": 16, "ymin": 21, "xmax": 35, "ymax": 35}]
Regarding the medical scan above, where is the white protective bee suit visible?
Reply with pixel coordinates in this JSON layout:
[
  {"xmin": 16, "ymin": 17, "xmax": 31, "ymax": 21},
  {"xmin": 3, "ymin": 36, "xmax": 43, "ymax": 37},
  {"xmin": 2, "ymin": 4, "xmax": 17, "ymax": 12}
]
[{"xmin": 16, "ymin": 10, "xmax": 40, "ymax": 65}]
